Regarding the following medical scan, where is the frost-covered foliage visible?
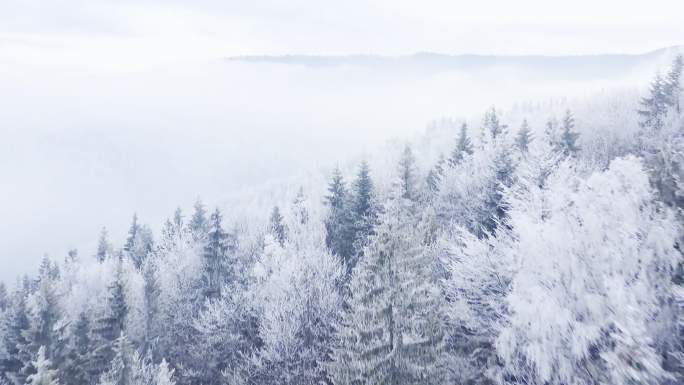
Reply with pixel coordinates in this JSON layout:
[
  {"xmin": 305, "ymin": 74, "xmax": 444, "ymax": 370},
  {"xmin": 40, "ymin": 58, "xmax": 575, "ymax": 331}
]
[{"xmin": 1, "ymin": 54, "xmax": 683, "ymax": 385}]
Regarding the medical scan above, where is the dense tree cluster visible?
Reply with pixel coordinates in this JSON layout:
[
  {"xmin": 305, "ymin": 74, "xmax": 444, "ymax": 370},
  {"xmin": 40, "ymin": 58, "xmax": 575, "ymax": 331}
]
[{"xmin": 1, "ymin": 55, "xmax": 683, "ymax": 385}]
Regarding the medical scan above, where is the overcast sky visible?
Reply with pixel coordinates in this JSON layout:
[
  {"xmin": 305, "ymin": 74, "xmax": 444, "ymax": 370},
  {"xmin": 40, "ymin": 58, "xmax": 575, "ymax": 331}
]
[{"xmin": 1, "ymin": 0, "xmax": 683, "ymax": 72}]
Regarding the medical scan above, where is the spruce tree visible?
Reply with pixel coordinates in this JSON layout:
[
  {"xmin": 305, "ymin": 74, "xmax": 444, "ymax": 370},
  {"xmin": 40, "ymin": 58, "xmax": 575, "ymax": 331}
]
[
  {"xmin": 141, "ymin": 259, "xmax": 161, "ymax": 360},
  {"xmin": 483, "ymin": 107, "xmax": 506, "ymax": 140},
  {"xmin": 331, "ymin": 187, "xmax": 446, "ymax": 385},
  {"xmin": 0, "ymin": 282, "xmax": 7, "ymax": 312},
  {"xmin": 97, "ymin": 334, "xmax": 140, "ymax": 385},
  {"xmin": 202, "ymin": 209, "xmax": 236, "ymax": 300},
  {"xmin": 268, "ymin": 206, "xmax": 287, "ymax": 246},
  {"xmin": 25, "ymin": 347, "xmax": 60, "ymax": 385},
  {"xmin": 556, "ymin": 110, "xmax": 580, "ymax": 157},
  {"xmin": 398, "ymin": 145, "xmax": 419, "ymax": 201},
  {"xmin": 426, "ymin": 154, "xmax": 446, "ymax": 195},
  {"xmin": 61, "ymin": 312, "xmax": 94, "ymax": 385},
  {"xmin": 349, "ymin": 161, "xmax": 377, "ymax": 273},
  {"xmin": 0, "ymin": 284, "xmax": 31, "ymax": 385},
  {"xmin": 665, "ymin": 54, "xmax": 683, "ymax": 113},
  {"xmin": 638, "ymin": 72, "xmax": 669, "ymax": 130},
  {"xmin": 324, "ymin": 167, "xmax": 354, "ymax": 266},
  {"xmin": 449, "ymin": 123, "xmax": 473, "ymax": 166},
  {"xmin": 515, "ymin": 119, "xmax": 533, "ymax": 153},
  {"xmin": 189, "ymin": 199, "xmax": 210, "ymax": 242},
  {"xmin": 292, "ymin": 187, "xmax": 309, "ymax": 225},
  {"xmin": 92, "ymin": 260, "xmax": 128, "ymax": 379},
  {"xmin": 96, "ymin": 227, "xmax": 110, "ymax": 263}
]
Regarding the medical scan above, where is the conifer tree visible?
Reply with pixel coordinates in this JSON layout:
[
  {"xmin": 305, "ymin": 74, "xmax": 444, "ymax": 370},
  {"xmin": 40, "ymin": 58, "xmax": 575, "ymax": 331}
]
[
  {"xmin": 398, "ymin": 145, "xmax": 419, "ymax": 201},
  {"xmin": 483, "ymin": 107, "xmax": 506, "ymax": 140},
  {"xmin": 638, "ymin": 72, "xmax": 669, "ymax": 130},
  {"xmin": 426, "ymin": 154, "xmax": 446, "ymax": 195},
  {"xmin": 665, "ymin": 54, "xmax": 683, "ymax": 113},
  {"xmin": 0, "ymin": 284, "xmax": 31, "ymax": 385},
  {"xmin": 155, "ymin": 359, "xmax": 175, "ymax": 385},
  {"xmin": 556, "ymin": 110, "xmax": 580, "ymax": 157},
  {"xmin": 268, "ymin": 206, "xmax": 287, "ymax": 246},
  {"xmin": 292, "ymin": 187, "xmax": 309, "ymax": 225},
  {"xmin": 449, "ymin": 123, "xmax": 473, "ymax": 166},
  {"xmin": 92, "ymin": 260, "xmax": 128, "ymax": 378},
  {"xmin": 0, "ymin": 282, "xmax": 7, "ymax": 312},
  {"xmin": 97, "ymin": 334, "xmax": 141, "ymax": 385},
  {"xmin": 515, "ymin": 119, "xmax": 533, "ymax": 153},
  {"xmin": 331, "ymin": 187, "xmax": 446, "ymax": 385},
  {"xmin": 349, "ymin": 161, "xmax": 377, "ymax": 272},
  {"xmin": 141, "ymin": 259, "xmax": 161, "ymax": 360},
  {"xmin": 25, "ymin": 347, "xmax": 60, "ymax": 385},
  {"xmin": 96, "ymin": 227, "xmax": 110, "ymax": 263},
  {"xmin": 202, "ymin": 209, "xmax": 236, "ymax": 299},
  {"xmin": 324, "ymin": 167, "xmax": 354, "ymax": 266},
  {"xmin": 189, "ymin": 199, "xmax": 210, "ymax": 242},
  {"xmin": 61, "ymin": 312, "xmax": 94, "ymax": 385}
]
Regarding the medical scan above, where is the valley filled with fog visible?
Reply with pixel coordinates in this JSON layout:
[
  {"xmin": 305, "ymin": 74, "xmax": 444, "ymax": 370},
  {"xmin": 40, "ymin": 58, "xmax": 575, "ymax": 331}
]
[{"xmin": 0, "ymin": 48, "xmax": 671, "ymax": 281}]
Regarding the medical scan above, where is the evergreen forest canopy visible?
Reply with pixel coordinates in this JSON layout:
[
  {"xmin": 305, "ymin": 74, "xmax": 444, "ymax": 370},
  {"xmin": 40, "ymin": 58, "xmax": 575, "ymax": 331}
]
[{"xmin": 1, "ymin": 55, "xmax": 684, "ymax": 385}]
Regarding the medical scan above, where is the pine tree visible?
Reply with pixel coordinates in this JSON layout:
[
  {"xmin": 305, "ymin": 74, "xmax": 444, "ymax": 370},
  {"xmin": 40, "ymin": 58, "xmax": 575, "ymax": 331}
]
[
  {"xmin": 449, "ymin": 123, "xmax": 473, "ymax": 166},
  {"xmin": 426, "ymin": 154, "xmax": 446, "ymax": 195},
  {"xmin": 398, "ymin": 145, "xmax": 419, "ymax": 201},
  {"xmin": 0, "ymin": 282, "xmax": 7, "ymax": 312},
  {"xmin": 268, "ymin": 206, "xmax": 287, "ymax": 246},
  {"xmin": 123, "ymin": 214, "xmax": 140, "ymax": 257},
  {"xmin": 0, "ymin": 284, "xmax": 31, "ymax": 385},
  {"xmin": 556, "ymin": 110, "xmax": 580, "ymax": 157},
  {"xmin": 324, "ymin": 167, "xmax": 354, "ymax": 265},
  {"xmin": 61, "ymin": 312, "xmax": 94, "ymax": 385},
  {"xmin": 141, "ymin": 259, "xmax": 161, "ymax": 360},
  {"xmin": 515, "ymin": 119, "xmax": 533, "ymax": 153},
  {"xmin": 292, "ymin": 187, "xmax": 309, "ymax": 225},
  {"xmin": 665, "ymin": 54, "xmax": 683, "ymax": 113},
  {"xmin": 97, "ymin": 334, "xmax": 141, "ymax": 385},
  {"xmin": 92, "ymin": 260, "xmax": 128, "ymax": 379},
  {"xmin": 155, "ymin": 359, "xmax": 175, "ymax": 385},
  {"xmin": 349, "ymin": 161, "xmax": 377, "ymax": 273},
  {"xmin": 96, "ymin": 227, "xmax": 110, "ymax": 263},
  {"xmin": 25, "ymin": 347, "xmax": 59, "ymax": 385},
  {"xmin": 483, "ymin": 107, "xmax": 506, "ymax": 140},
  {"xmin": 330, "ymin": 189, "xmax": 446, "ymax": 385},
  {"xmin": 638, "ymin": 72, "xmax": 669, "ymax": 130},
  {"xmin": 188, "ymin": 199, "xmax": 209, "ymax": 242},
  {"xmin": 202, "ymin": 209, "xmax": 236, "ymax": 300}
]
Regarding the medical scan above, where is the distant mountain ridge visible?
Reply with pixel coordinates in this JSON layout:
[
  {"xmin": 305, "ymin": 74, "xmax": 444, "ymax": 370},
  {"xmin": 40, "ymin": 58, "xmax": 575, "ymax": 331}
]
[{"xmin": 226, "ymin": 46, "xmax": 683, "ymax": 79}]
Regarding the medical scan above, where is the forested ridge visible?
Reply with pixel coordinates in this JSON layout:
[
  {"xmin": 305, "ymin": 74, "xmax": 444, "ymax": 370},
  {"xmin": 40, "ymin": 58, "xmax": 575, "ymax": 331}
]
[{"xmin": 1, "ymin": 55, "xmax": 684, "ymax": 385}]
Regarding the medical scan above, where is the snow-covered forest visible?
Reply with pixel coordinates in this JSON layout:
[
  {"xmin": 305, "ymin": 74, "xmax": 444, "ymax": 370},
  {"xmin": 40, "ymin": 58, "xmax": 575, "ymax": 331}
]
[{"xmin": 1, "ymin": 54, "xmax": 684, "ymax": 385}]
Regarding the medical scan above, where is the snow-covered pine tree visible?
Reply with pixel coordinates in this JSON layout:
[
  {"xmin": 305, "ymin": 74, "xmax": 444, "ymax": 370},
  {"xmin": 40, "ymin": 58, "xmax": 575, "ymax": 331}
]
[
  {"xmin": 141, "ymin": 258, "xmax": 161, "ymax": 360},
  {"xmin": 97, "ymin": 333, "xmax": 146, "ymax": 385},
  {"xmin": 202, "ymin": 208, "xmax": 237, "ymax": 300},
  {"xmin": 555, "ymin": 109, "xmax": 580, "ymax": 157},
  {"xmin": 349, "ymin": 160, "xmax": 377, "ymax": 273},
  {"xmin": 91, "ymin": 260, "xmax": 128, "ymax": 379},
  {"xmin": 330, "ymin": 160, "xmax": 446, "ymax": 385},
  {"xmin": 324, "ymin": 167, "xmax": 355, "ymax": 271},
  {"xmin": 96, "ymin": 227, "xmax": 111, "ymax": 263},
  {"xmin": 638, "ymin": 72, "xmax": 669, "ymax": 130},
  {"xmin": 155, "ymin": 359, "xmax": 175, "ymax": 385},
  {"xmin": 0, "ymin": 282, "xmax": 31, "ymax": 385},
  {"xmin": 515, "ymin": 119, "xmax": 532, "ymax": 153},
  {"xmin": 398, "ymin": 145, "xmax": 419, "ymax": 202},
  {"xmin": 664, "ymin": 54, "xmax": 683, "ymax": 113},
  {"xmin": 25, "ymin": 346, "xmax": 59, "ymax": 385},
  {"xmin": 60, "ymin": 312, "xmax": 94, "ymax": 385},
  {"xmin": 188, "ymin": 199, "xmax": 210, "ymax": 242},
  {"xmin": 426, "ymin": 153, "xmax": 446, "ymax": 196},
  {"xmin": 449, "ymin": 123, "xmax": 473, "ymax": 166},
  {"xmin": 292, "ymin": 187, "xmax": 309, "ymax": 226},
  {"xmin": 268, "ymin": 206, "xmax": 287, "ymax": 246}
]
